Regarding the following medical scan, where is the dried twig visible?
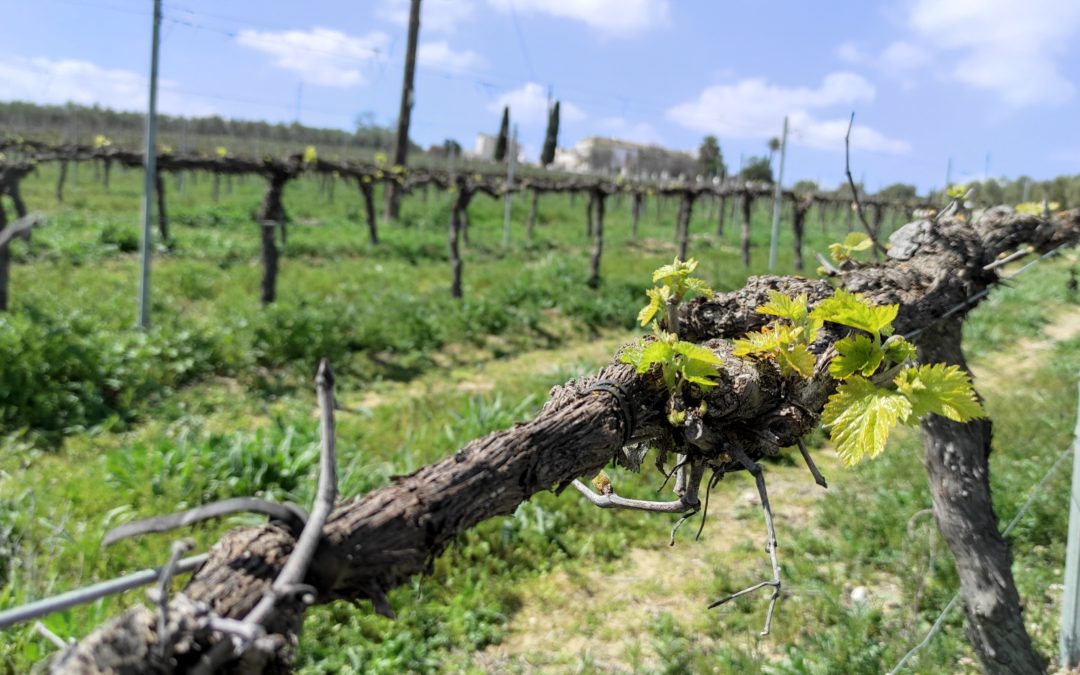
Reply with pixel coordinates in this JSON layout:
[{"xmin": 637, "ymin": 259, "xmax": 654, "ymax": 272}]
[
  {"xmin": 103, "ymin": 498, "xmax": 308, "ymax": 546},
  {"xmin": 34, "ymin": 621, "xmax": 69, "ymax": 650},
  {"xmin": 814, "ymin": 251, "xmax": 841, "ymax": 277},
  {"xmin": 149, "ymin": 539, "xmax": 194, "ymax": 659},
  {"xmin": 0, "ymin": 213, "xmax": 44, "ymax": 249},
  {"xmin": 709, "ymin": 447, "xmax": 782, "ymax": 636},
  {"xmin": 982, "ymin": 246, "xmax": 1033, "ymax": 271},
  {"xmin": 195, "ymin": 359, "xmax": 340, "ymax": 672},
  {"xmin": 844, "ymin": 113, "xmax": 887, "ymax": 255},
  {"xmin": 797, "ymin": 438, "xmax": 828, "ymax": 489}
]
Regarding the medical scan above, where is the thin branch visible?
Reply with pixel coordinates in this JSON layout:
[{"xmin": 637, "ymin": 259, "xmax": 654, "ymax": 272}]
[
  {"xmin": 982, "ymin": 246, "xmax": 1033, "ymax": 271},
  {"xmin": 195, "ymin": 358, "xmax": 340, "ymax": 672},
  {"xmin": 571, "ymin": 478, "xmax": 696, "ymax": 513},
  {"xmin": 709, "ymin": 447, "xmax": 782, "ymax": 636},
  {"xmin": 103, "ymin": 498, "xmax": 308, "ymax": 546},
  {"xmin": 814, "ymin": 251, "xmax": 841, "ymax": 277},
  {"xmin": 797, "ymin": 438, "xmax": 828, "ymax": 489},
  {"xmin": 844, "ymin": 113, "xmax": 887, "ymax": 255},
  {"xmin": 149, "ymin": 540, "xmax": 193, "ymax": 659},
  {"xmin": 34, "ymin": 622, "xmax": 69, "ymax": 650},
  {"xmin": 0, "ymin": 213, "xmax": 44, "ymax": 249},
  {"xmin": 695, "ymin": 468, "xmax": 723, "ymax": 541}
]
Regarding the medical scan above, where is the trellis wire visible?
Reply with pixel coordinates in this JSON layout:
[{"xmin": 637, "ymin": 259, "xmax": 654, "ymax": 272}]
[{"xmin": 0, "ymin": 554, "xmax": 208, "ymax": 630}]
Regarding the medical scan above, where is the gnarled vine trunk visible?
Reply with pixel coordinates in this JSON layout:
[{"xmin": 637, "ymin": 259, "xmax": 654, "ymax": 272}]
[
  {"xmin": 741, "ymin": 194, "xmax": 753, "ymax": 269},
  {"xmin": 257, "ymin": 172, "xmax": 289, "ymax": 305},
  {"xmin": 359, "ymin": 180, "xmax": 378, "ymax": 245},
  {"xmin": 588, "ymin": 189, "xmax": 605, "ymax": 288},
  {"xmin": 915, "ymin": 321, "xmax": 1044, "ymax": 674}
]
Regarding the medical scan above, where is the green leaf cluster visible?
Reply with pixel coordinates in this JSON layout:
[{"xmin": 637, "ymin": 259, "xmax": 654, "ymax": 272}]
[
  {"xmin": 811, "ymin": 289, "xmax": 985, "ymax": 466},
  {"xmin": 620, "ymin": 329, "xmax": 724, "ymax": 394},
  {"xmin": 828, "ymin": 232, "xmax": 874, "ymax": 264},
  {"xmin": 946, "ymin": 183, "xmax": 968, "ymax": 200},
  {"xmin": 732, "ymin": 291, "xmax": 820, "ymax": 377},
  {"xmin": 636, "ymin": 258, "xmax": 713, "ymax": 328}
]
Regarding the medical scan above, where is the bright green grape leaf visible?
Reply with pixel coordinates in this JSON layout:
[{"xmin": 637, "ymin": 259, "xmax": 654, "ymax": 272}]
[
  {"xmin": 679, "ymin": 357, "xmax": 723, "ymax": 388},
  {"xmin": 830, "ymin": 334, "xmax": 884, "ymax": 379},
  {"xmin": 683, "ymin": 277, "xmax": 714, "ymax": 298},
  {"xmin": 732, "ymin": 327, "xmax": 784, "ymax": 356},
  {"xmin": 946, "ymin": 184, "xmax": 968, "ymax": 200},
  {"xmin": 828, "ymin": 242, "xmax": 849, "ymax": 263},
  {"xmin": 619, "ymin": 344, "xmax": 644, "ymax": 369},
  {"xmin": 843, "ymin": 232, "xmax": 874, "ymax": 252},
  {"xmin": 756, "ymin": 291, "xmax": 808, "ymax": 322},
  {"xmin": 883, "ymin": 336, "xmax": 917, "ymax": 365},
  {"xmin": 894, "ymin": 364, "xmax": 986, "ymax": 422},
  {"xmin": 823, "ymin": 376, "xmax": 912, "ymax": 466},
  {"xmin": 811, "ymin": 289, "xmax": 898, "ymax": 337},
  {"xmin": 829, "ymin": 232, "xmax": 874, "ymax": 263},
  {"xmin": 673, "ymin": 342, "xmax": 723, "ymax": 366},
  {"xmin": 637, "ymin": 287, "xmax": 671, "ymax": 327},
  {"xmin": 777, "ymin": 344, "xmax": 816, "ymax": 378},
  {"xmin": 303, "ymin": 145, "xmax": 318, "ymax": 164},
  {"xmin": 652, "ymin": 258, "xmax": 697, "ymax": 285}
]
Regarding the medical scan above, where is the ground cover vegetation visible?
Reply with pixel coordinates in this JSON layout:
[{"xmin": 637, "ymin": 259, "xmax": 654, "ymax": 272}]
[{"xmin": 0, "ymin": 160, "xmax": 1076, "ymax": 673}]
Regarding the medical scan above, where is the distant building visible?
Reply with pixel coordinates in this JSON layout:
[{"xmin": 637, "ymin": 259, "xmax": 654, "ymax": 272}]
[
  {"xmin": 551, "ymin": 136, "xmax": 695, "ymax": 180},
  {"xmin": 467, "ymin": 132, "xmax": 523, "ymax": 163}
]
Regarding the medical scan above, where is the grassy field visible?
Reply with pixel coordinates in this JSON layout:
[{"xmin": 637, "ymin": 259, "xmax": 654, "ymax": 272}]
[{"xmin": 0, "ymin": 163, "xmax": 1075, "ymax": 674}]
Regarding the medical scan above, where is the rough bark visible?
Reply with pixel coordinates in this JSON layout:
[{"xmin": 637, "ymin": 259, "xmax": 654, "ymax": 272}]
[
  {"xmin": 792, "ymin": 200, "xmax": 807, "ymax": 272},
  {"xmin": 448, "ymin": 180, "xmax": 472, "ymax": 299},
  {"xmin": 6, "ymin": 178, "xmax": 30, "ymax": 244},
  {"xmin": 677, "ymin": 192, "xmax": 697, "ymax": 261},
  {"xmin": 0, "ymin": 204, "xmax": 8, "ymax": 312},
  {"xmin": 257, "ymin": 173, "xmax": 289, "ymax": 305},
  {"xmin": 50, "ymin": 207, "xmax": 1080, "ymax": 674},
  {"xmin": 588, "ymin": 189, "xmax": 605, "ymax": 288},
  {"xmin": 631, "ymin": 192, "xmax": 643, "ymax": 240},
  {"xmin": 56, "ymin": 160, "xmax": 68, "ymax": 204},
  {"xmin": 526, "ymin": 189, "xmax": 538, "ymax": 241},
  {"xmin": 915, "ymin": 321, "xmax": 1045, "ymax": 675},
  {"xmin": 384, "ymin": 0, "xmax": 420, "ymax": 221},
  {"xmin": 586, "ymin": 190, "xmax": 596, "ymax": 238},
  {"xmin": 741, "ymin": 194, "xmax": 753, "ymax": 269},
  {"xmin": 359, "ymin": 181, "xmax": 378, "ymax": 245}
]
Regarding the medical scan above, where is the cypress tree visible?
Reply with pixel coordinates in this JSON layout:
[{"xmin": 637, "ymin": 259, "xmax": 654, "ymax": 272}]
[
  {"xmin": 494, "ymin": 106, "xmax": 509, "ymax": 162},
  {"xmin": 541, "ymin": 101, "xmax": 560, "ymax": 167}
]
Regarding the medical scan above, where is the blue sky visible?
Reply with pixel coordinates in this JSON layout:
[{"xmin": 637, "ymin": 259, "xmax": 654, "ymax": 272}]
[{"xmin": 5, "ymin": 0, "xmax": 1080, "ymax": 192}]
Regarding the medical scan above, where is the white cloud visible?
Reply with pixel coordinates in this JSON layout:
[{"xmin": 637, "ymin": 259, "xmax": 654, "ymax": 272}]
[
  {"xmin": 0, "ymin": 55, "xmax": 213, "ymax": 116},
  {"xmin": 880, "ymin": 41, "xmax": 931, "ymax": 73},
  {"xmin": 907, "ymin": 0, "xmax": 1080, "ymax": 106},
  {"xmin": 417, "ymin": 41, "xmax": 485, "ymax": 74},
  {"xmin": 488, "ymin": 82, "xmax": 585, "ymax": 125},
  {"xmin": 376, "ymin": 0, "xmax": 475, "ymax": 34},
  {"xmin": 598, "ymin": 116, "xmax": 662, "ymax": 144},
  {"xmin": 666, "ymin": 73, "xmax": 910, "ymax": 154},
  {"xmin": 236, "ymin": 28, "xmax": 389, "ymax": 88},
  {"xmin": 486, "ymin": 0, "xmax": 669, "ymax": 37},
  {"xmin": 846, "ymin": 0, "xmax": 1080, "ymax": 107},
  {"xmin": 835, "ymin": 41, "xmax": 866, "ymax": 64}
]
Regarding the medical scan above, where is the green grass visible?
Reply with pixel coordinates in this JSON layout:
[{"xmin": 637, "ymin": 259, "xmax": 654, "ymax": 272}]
[{"xmin": 0, "ymin": 162, "xmax": 1069, "ymax": 673}]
